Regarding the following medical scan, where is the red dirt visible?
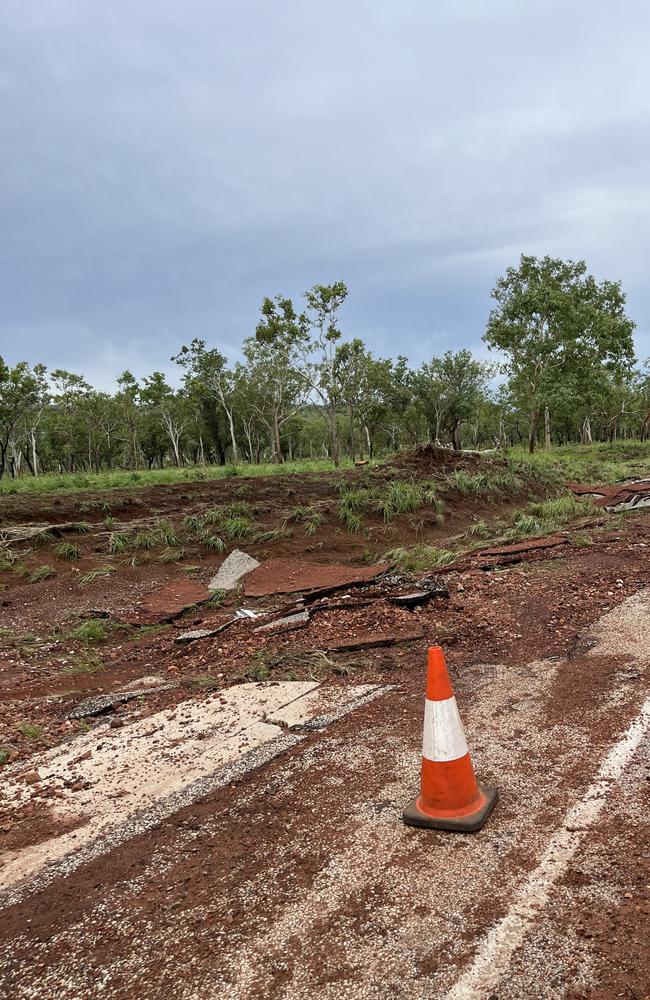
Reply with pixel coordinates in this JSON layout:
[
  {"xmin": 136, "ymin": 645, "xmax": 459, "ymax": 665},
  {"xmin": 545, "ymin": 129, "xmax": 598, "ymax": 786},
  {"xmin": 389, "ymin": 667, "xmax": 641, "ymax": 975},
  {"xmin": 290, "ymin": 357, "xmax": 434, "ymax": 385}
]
[
  {"xmin": 1, "ymin": 480, "xmax": 650, "ymax": 998},
  {"xmin": 243, "ymin": 558, "xmax": 391, "ymax": 597}
]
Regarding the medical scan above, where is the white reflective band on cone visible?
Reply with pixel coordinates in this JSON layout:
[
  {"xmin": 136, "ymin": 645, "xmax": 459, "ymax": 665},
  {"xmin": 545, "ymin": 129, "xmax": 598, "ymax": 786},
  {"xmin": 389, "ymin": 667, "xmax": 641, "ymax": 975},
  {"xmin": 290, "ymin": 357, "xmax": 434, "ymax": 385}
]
[{"xmin": 422, "ymin": 696, "xmax": 469, "ymax": 762}]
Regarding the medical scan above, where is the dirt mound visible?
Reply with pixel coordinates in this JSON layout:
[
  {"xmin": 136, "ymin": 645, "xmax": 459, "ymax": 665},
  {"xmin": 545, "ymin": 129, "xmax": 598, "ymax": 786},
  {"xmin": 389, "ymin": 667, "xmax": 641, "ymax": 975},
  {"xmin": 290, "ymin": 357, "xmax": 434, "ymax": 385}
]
[{"xmin": 387, "ymin": 444, "xmax": 487, "ymax": 475}]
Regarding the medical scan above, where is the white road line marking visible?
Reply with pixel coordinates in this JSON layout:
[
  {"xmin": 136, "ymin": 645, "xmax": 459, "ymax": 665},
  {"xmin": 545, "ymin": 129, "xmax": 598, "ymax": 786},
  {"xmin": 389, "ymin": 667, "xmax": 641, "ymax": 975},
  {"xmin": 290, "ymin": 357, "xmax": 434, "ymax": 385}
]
[
  {"xmin": 445, "ymin": 696, "xmax": 650, "ymax": 1000},
  {"xmin": 0, "ymin": 683, "xmax": 391, "ymax": 909}
]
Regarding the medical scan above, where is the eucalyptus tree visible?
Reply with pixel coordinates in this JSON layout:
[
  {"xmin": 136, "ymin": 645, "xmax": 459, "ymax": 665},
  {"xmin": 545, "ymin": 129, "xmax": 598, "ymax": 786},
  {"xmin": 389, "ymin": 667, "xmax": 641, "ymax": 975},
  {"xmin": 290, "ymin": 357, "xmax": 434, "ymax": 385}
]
[
  {"xmin": 484, "ymin": 255, "xmax": 636, "ymax": 452},
  {"xmin": 173, "ymin": 339, "xmax": 240, "ymax": 463}
]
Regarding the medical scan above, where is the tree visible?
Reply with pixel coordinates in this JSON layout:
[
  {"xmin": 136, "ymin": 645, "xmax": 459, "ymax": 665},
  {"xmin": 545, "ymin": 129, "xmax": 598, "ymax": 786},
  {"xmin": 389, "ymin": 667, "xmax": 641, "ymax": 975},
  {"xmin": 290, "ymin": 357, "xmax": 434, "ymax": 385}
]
[
  {"xmin": 334, "ymin": 339, "xmax": 392, "ymax": 459},
  {"xmin": 252, "ymin": 296, "xmax": 310, "ymax": 461},
  {"xmin": 173, "ymin": 340, "xmax": 240, "ymax": 463},
  {"xmin": 140, "ymin": 373, "xmax": 189, "ymax": 467},
  {"xmin": 484, "ymin": 255, "xmax": 636, "ymax": 452},
  {"xmin": 416, "ymin": 350, "xmax": 493, "ymax": 451},
  {"xmin": 0, "ymin": 359, "xmax": 46, "ymax": 477}
]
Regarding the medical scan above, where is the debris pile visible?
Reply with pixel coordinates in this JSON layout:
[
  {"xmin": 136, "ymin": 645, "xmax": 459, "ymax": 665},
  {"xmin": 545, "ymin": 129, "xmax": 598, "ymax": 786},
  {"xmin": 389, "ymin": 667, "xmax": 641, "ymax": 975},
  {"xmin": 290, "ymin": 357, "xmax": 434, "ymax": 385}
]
[{"xmin": 568, "ymin": 479, "xmax": 650, "ymax": 512}]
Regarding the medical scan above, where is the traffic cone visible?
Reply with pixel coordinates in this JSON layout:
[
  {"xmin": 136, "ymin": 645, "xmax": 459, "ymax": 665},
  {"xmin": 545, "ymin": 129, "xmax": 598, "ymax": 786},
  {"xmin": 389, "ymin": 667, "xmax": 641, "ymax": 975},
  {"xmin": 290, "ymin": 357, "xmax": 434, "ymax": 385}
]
[{"xmin": 403, "ymin": 646, "xmax": 497, "ymax": 832}]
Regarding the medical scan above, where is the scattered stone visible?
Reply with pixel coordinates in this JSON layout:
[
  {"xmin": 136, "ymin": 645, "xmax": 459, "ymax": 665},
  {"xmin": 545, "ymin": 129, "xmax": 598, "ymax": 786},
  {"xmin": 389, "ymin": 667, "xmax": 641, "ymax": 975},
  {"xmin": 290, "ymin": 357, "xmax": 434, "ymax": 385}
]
[
  {"xmin": 23, "ymin": 771, "xmax": 41, "ymax": 785},
  {"xmin": 253, "ymin": 610, "xmax": 310, "ymax": 634},
  {"xmin": 110, "ymin": 718, "xmax": 124, "ymax": 730},
  {"xmin": 208, "ymin": 550, "xmax": 260, "ymax": 592}
]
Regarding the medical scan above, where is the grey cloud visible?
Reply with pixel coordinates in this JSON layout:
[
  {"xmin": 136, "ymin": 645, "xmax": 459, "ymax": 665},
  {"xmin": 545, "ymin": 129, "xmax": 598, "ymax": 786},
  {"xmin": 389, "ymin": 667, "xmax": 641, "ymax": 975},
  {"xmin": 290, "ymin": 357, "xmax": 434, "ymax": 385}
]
[{"xmin": 0, "ymin": 0, "xmax": 649, "ymax": 389}]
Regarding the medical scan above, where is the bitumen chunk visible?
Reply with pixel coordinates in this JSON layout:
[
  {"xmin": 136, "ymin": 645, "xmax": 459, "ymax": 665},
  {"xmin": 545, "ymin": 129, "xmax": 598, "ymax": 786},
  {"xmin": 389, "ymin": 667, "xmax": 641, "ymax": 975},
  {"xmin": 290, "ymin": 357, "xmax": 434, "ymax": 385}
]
[
  {"xmin": 67, "ymin": 685, "xmax": 171, "ymax": 720},
  {"xmin": 174, "ymin": 627, "xmax": 223, "ymax": 645},
  {"xmin": 208, "ymin": 550, "xmax": 260, "ymax": 592}
]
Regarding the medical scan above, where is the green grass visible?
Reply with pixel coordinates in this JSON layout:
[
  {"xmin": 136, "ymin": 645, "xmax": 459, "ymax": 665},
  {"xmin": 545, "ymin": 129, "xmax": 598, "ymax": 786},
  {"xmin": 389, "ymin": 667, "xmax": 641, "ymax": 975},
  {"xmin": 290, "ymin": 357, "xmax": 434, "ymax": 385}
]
[
  {"xmin": 54, "ymin": 541, "xmax": 80, "ymax": 561},
  {"xmin": 220, "ymin": 515, "xmax": 253, "ymax": 539},
  {"xmin": 77, "ymin": 565, "xmax": 115, "ymax": 586},
  {"xmin": 384, "ymin": 545, "xmax": 456, "ymax": 572},
  {"xmin": 68, "ymin": 618, "xmax": 113, "ymax": 643},
  {"xmin": 290, "ymin": 505, "xmax": 325, "ymax": 536},
  {"xmin": 251, "ymin": 527, "xmax": 292, "ymax": 544},
  {"xmin": 29, "ymin": 564, "xmax": 56, "ymax": 583},
  {"xmin": 0, "ymin": 747, "xmax": 11, "ymax": 765},
  {"xmin": 0, "ymin": 459, "xmax": 355, "ymax": 496},
  {"xmin": 506, "ymin": 441, "xmax": 650, "ymax": 486},
  {"xmin": 16, "ymin": 720, "xmax": 44, "ymax": 740},
  {"xmin": 61, "ymin": 650, "xmax": 105, "ymax": 675},
  {"xmin": 200, "ymin": 532, "xmax": 226, "ymax": 552},
  {"xmin": 159, "ymin": 547, "xmax": 188, "ymax": 563},
  {"xmin": 108, "ymin": 531, "xmax": 130, "ymax": 554}
]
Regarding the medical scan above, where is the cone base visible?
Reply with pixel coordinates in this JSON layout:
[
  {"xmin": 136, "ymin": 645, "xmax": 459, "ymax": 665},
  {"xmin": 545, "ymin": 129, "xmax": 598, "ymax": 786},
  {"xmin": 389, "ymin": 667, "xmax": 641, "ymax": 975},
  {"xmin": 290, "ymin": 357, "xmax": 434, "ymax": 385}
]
[{"xmin": 402, "ymin": 784, "xmax": 498, "ymax": 833}]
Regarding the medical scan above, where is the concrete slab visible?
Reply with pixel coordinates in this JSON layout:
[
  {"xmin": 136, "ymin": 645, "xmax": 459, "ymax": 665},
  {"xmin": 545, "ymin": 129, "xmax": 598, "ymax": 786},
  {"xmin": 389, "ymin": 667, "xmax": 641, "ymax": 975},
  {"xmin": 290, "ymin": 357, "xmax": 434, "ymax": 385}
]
[{"xmin": 208, "ymin": 550, "xmax": 260, "ymax": 591}]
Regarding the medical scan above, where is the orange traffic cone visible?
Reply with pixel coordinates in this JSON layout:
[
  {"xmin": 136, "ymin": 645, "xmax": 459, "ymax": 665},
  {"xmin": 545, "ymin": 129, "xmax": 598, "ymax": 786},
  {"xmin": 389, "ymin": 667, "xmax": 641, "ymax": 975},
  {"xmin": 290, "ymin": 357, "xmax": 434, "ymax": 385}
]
[{"xmin": 403, "ymin": 646, "xmax": 497, "ymax": 832}]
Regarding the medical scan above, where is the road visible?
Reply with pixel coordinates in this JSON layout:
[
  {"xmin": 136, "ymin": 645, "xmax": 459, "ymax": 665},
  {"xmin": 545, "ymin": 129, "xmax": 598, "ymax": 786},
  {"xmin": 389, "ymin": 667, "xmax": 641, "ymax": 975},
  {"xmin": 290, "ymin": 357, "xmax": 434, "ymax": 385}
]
[{"xmin": 1, "ymin": 521, "xmax": 649, "ymax": 1000}]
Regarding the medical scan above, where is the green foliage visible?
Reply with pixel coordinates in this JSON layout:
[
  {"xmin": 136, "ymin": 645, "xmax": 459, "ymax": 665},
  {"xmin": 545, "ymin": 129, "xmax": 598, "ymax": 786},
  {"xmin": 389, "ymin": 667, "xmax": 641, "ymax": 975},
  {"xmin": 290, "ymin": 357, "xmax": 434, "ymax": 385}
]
[
  {"xmin": 68, "ymin": 522, "xmax": 91, "ymax": 533},
  {"xmin": 200, "ymin": 532, "xmax": 226, "ymax": 552},
  {"xmin": 77, "ymin": 565, "xmax": 115, "ymax": 586},
  {"xmin": 69, "ymin": 618, "xmax": 111, "ymax": 643},
  {"xmin": 158, "ymin": 547, "xmax": 187, "ymax": 563},
  {"xmin": 29, "ymin": 564, "xmax": 56, "ymax": 583},
  {"xmin": 0, "ymin": 748, "xmax": 11, "ymax": 765},
  {"xmin": 468, "ymin": 519, "xmax": 491, "ymax": 538},
  {"xmin": 374, "ymin": 481, "xmax": 424, "ymax": 521},
  {"xmin": 384, "ymin": 545, "xmax": 456, "ymax": 571},
  {"xmin": 154, "ymin": 519, "xmax": 180, "ymax": 546},
  {"xmin": 62, "ymin": 650, "xmax": 105, "ymax": 675},
  {"xmin": 220, "ymin": 516, "xmax": 253, "ymax": 539},
  {"xmin": 54, "ymin": 541, "xmax": 80, "ymax": 560},
  {"xmin": 108, "ymin": 531, "xmax": 130, "ymax": 554},
  {"xmin": 16, "ymin": 720, "xmax": 43, "ymax": 740},
  {"xmin": 290, "ymin": 505, "xmax": 325, "ymax": 535},
  {"xmin": 131, "ymin": 529, "xmax": 158, "ymax": 550}
]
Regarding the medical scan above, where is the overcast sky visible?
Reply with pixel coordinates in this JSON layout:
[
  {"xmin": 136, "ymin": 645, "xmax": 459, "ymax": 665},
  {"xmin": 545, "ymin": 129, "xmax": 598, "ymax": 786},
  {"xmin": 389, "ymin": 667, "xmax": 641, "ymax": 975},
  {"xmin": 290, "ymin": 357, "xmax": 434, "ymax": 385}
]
[{"xmin": 1, "ymin": 0, "xmax": 649, "ymax": 390}]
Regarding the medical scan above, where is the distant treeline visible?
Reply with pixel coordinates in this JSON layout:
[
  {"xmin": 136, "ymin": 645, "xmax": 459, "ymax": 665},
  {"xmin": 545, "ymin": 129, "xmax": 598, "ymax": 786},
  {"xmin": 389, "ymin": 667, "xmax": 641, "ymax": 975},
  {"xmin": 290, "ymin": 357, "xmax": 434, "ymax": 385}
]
[{"xmin": 1, "ymin": 255, "xmax": 647, "ymax": 478}]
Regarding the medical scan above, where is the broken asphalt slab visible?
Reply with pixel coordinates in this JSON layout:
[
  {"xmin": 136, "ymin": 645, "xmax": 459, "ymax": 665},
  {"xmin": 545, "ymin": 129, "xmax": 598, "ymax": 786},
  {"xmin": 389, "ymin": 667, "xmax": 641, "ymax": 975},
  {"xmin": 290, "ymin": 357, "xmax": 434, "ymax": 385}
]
[
  {"xmin": 243, "ymin": 558, "xmax": 391, "ymax": 597},
  {"xmin": 122, "ymin": 578, "xmax": 211, "ymax": 625},
  {"xmin": 478, "ymin": 535, "xmax": 570, "ymax": 557},
  {"xmin": 568, "ymin": 479, "xmax": 650, "ymax": 510},
  {"xmin": 208, "ymin": 549, "xmax": 260, "ymax": 592},
  {"xmin": 67, "ymin": 683, "xmax": 172, "ymax": 720},
  {"xmin": 0, "ymin": 681, "xmax": 390, "ymax": 901}
]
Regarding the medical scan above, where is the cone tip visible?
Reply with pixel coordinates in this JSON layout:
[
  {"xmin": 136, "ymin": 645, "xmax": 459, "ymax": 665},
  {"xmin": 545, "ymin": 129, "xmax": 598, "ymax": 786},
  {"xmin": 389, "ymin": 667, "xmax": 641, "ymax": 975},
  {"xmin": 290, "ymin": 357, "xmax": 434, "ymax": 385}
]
[{"xmin": 426, "ymin": 645, "xmax": 454, "ymax": 701}]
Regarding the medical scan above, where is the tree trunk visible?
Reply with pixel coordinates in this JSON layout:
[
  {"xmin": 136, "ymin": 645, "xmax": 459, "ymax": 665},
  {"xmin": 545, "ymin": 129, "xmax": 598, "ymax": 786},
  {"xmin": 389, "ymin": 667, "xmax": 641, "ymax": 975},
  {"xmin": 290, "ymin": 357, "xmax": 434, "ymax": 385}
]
[
  {"xmin": 364, "ymin": 424, "xmax": 372, "ymax": 459},
  {"xmin": 273, "ymin": 413, "xmax": 284, "ymax": 463},
  {"xmin": 451, "ymin": 420, "xmax": 461, "ymax": 452},
  {"xmin": 581, "ymin": 416, "xmax": 592, "ymax": 445},
  {"xmin": 544, "ymin": 406, "xmax": 551, "ymax": 451},
  {"xmin": 329, "ymin": 409, "xmax": 339, "ymax": 467},
  {"xmin": 348, "ymin": 405, "xmax": 355, "ymax": 461},
  {"xmin": 641, "ymin": 411, "xmax": 650, "ymax": 442},
  {"xmin": 528, "ymin": 409, "xmax": 539, "ymax": 454}
]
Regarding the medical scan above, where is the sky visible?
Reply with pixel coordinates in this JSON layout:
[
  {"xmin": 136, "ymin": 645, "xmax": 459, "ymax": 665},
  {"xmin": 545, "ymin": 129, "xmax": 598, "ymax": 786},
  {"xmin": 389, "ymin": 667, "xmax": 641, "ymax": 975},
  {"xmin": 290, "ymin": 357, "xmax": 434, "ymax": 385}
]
[{"xmin": 1, "ymin": 0, "xmax": 649, "ymax": 390}]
